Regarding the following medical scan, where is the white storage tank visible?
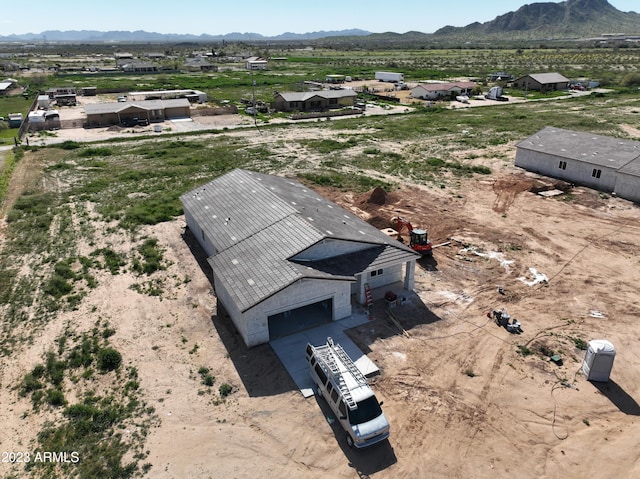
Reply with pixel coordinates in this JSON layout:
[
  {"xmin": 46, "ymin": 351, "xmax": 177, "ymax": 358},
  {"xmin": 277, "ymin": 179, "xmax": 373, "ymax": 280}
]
[{"xmin": 582, "ymin": 339, "xmax": 615, "ymax": 382}]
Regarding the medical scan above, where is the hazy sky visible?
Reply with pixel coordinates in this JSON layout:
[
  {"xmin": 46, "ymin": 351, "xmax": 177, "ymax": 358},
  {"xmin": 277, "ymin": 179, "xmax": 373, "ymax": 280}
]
[{"xmin": 1, "ymin": 0, "xmax": 637, "ymax": 36}]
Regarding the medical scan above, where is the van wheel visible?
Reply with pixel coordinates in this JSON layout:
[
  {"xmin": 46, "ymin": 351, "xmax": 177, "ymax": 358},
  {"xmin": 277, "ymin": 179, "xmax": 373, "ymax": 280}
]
[{"xmin": 346, "ymin": 433, "xmax": 355, "ymax": 449}]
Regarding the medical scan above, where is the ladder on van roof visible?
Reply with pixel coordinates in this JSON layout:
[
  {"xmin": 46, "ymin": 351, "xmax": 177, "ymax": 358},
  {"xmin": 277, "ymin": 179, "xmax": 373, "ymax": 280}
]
[{"xmin": 316, "ymin": 337, "xmax": 368, "ymax": 410}]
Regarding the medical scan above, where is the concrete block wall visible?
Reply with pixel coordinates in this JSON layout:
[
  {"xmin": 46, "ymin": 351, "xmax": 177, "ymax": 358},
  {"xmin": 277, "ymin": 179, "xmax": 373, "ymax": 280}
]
[
  {"xmin": 216, "ymin": 276, "xmax": 352, "ymax": 348},
  {"xmin": 614, "ymin": 173, "xmax": 640, "ymax": 203},
  {"xmin": 515, "ymin": 150, "xmax": 618, "ymax": 192}
]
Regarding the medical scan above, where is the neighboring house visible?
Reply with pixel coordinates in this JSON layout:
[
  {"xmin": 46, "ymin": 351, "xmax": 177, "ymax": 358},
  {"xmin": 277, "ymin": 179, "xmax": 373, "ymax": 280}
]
[
  {"xmin": 46, "ymin": 86, "xmax": 76, "ymax": 98},
  {"xmin": 128, "ymin": 89, "xmax": 207, "ymax": 104},
  {"xmin": 143, "ymin": 52, "xmax": 166, "ymax": 59},
  {"xmin": 180, "ymin": 169, "xmax": 420, "ymax": 347},
  {"xmin": 515, "ymin": 126, "xmax": 640, "ymax": 203},
  {"xmin": 325, "ymin": 74, "xmax": 346, "ymax": 84},
  {"xmin": 410, "ymin": 81, "xmax": 477, "ymax": 100},
  {"xmin": 511, "ymin": 73, "xmax": 570, "ymax": 92},
  {"xmin": 245, "ymin": 56, "xmax": 268, "ymax": 70},
  {"xmin": 184, "ymin": 57, "xmax": 217, "ymax": 72},
  {"xmin": 44, "ymin": 86, "xmax": 77, "ymax": 105},
  {"xmin": 55, "ymin": 94, "xmax": 77, "ymax": 106},
  {"xmin": 80, "ymin": 86, "xmax": 97, "ymax": 96},
  {"xmin": 121, "ymin": 62, "xmax": 159, "ymax": 73},
  {"xmin": 488, "ymin": 72, "xmax": 514, "ymax": 82},
  {"xmin": 0, "ymin": 78, "xmax": 17, "ymax": 96},
  {"xmin": 273, "ymin": 90, "xmax": 358, "ymax": 112},
  {"xmin": 114, "ymin": 52, "xmax": 134, "ymax": 60},
  {"xmin": 0, "ymin": 62, "xmax": 21, "ymax": 71},
  {"xmin": 84, "ymin": 98, "xmax": 191, "ymax": 127}
]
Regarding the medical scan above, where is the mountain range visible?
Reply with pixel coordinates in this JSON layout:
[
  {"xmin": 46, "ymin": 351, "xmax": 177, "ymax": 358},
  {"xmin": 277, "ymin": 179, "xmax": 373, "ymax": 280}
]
[
  {"xmin": 434, "ymin": 0, "xmax": 640, "ymax": 39},
  {"xmin": 0, "ymin": 0, "xmax": 637, "ymax": 43},
  {"xmin": 0, "ymin": 29, "xmax": 372, "ymax": 43}
]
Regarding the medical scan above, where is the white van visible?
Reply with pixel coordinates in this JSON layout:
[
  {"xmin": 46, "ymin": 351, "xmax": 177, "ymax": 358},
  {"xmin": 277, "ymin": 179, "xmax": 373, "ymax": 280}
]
[{"xmin": 306, "ymin": 338, "xmax": 390, "ymax": 448}]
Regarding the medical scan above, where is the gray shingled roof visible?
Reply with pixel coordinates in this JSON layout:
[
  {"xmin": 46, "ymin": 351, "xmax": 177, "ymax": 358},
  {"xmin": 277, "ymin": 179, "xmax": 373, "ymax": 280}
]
[
  {"xmin": 516, "ymin": 127, "xmax": 640, "ymax": 169},
  {"xmin": 618, "ymin": 158, "xmax": 640, "ymax": 177},
  {"xmin": 84, "ymin": 98, "xmax": 189, "ymax": 115},
  {"xmin": 181, "ymin": 169, "xmax": 418, "ymax": 312}
]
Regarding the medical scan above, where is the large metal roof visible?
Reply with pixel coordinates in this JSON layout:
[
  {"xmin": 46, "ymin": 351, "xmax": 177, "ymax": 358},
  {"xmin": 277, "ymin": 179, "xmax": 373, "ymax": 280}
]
[
  {"xmin": 277, "ymin": 90, "xmax": 357, "ymax": 102},
  {"xmin": 515, "ymin": 72, "xmax": 569, "ymax": 84},
  {"xmin": 84, "ymin": 98, "xmax": 189, "ymax": 115},
  {"xmin": 516, "ymin": 126, "xmax": 640, "ymax": 169},
  {"xmin": 181, "ymin": 169, "xmax": 418, "ymax": 312}
]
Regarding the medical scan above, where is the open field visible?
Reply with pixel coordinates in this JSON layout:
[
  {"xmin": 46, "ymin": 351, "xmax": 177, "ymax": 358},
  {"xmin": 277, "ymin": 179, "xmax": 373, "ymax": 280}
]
[{"xmin": 1, "ymin": 68, "xmax": 640, "ymax": 479}]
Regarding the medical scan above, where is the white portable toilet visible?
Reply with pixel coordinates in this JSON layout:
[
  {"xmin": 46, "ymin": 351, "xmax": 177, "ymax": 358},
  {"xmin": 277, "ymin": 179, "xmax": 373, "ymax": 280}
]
[{"xmin": 582, "ymin": 339, "xmax": 615, "ymax": 382}]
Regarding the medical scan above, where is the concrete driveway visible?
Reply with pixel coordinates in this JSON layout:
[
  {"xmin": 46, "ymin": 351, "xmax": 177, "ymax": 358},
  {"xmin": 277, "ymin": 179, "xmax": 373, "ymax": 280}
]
[{"xmin": 270, "ymin": 308, "xmax": 379, "ymax": 398}]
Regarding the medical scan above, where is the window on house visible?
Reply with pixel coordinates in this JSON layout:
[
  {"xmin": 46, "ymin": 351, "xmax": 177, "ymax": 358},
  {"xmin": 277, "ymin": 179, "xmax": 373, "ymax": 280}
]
[
  {"xmin": 558, "ymin": 160, "xmax": 567, "ymax": 170},
  {"xmin": 371, "ymin": 269, "xmax": 383, "ymax": 277},
  {"xmin": 592, "ymin": 168, "xmax": 602, "ymax": 179}
]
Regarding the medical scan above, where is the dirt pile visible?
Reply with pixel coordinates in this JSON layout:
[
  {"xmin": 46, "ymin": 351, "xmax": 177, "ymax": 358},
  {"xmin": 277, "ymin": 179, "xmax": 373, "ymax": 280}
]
[{"xmin": 366, "ymin": 186, "xmax": 390, "ymax": 205}]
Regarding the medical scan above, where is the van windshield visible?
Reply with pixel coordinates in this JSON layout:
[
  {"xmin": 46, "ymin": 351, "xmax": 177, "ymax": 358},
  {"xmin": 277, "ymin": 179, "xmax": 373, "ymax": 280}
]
[{"xmin": 349, "ymin": 396, "xmax": 383, "ymax": 425}]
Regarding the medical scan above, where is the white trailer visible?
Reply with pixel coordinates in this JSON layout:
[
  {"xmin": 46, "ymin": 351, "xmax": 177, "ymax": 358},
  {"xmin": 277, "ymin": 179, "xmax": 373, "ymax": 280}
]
[{"xmin": 375, "ymin": 71, "xmax": 404, "ymax": 83}]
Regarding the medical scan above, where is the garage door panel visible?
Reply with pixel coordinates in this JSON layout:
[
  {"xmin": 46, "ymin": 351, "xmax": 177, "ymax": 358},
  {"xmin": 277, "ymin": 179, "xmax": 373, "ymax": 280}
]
[{"xmin": 268, "ymin": 298, "xmax": 333, "ymax": 340}]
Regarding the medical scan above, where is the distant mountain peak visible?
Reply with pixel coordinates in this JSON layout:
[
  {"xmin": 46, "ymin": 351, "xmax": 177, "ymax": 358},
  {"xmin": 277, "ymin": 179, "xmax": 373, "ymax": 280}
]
[{"xmin": 434, "ymin": 0, "xmax": 640, "ymax": 39}]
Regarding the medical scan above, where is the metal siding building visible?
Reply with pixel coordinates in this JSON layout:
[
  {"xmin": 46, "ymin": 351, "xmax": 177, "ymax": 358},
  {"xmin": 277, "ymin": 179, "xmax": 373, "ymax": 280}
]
[
  {"xmin": 273, "ymin": 90, "xmax": 357, "ymax": 112},
  {"xmin": 515, "ymin": 127, "xmax": 640, "ymax": 202},
  {"xmin": 180, "ymin": 169, "xmax": 420, "ymax": 347},
  {"xmin": 84, "ymin": 98, "xmax": 191, "ymax": 127},
  {"xmin": 512, "ymin": 73, "xmax": 570, "ymax": 92}
]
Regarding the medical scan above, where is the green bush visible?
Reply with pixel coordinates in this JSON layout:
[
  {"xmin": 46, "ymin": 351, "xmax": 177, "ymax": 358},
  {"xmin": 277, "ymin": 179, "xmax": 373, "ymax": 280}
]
[
  {"xmin": 46, "ymin": 352, "xmax": 66, "ymax": 386},
  {"xmin": 97, "ymin": 348, "xmax": 122, "ymax": 372},
  {"xmin": 132, "ymin": 238, "xmax": 165, "ymax": 275},
  {"xmin": 21, "ymin": 373, "xmax": 43, "ymax": 396},
  {"xmin": 571, "ymin": 337, "xmax": 588, "ymax": 350},
  {"xmin": 58, "ymin": 140, "xmax": 81, "ymax": 150},
  {"xmin": 202, "ymin": 374, "xmax": 215, "ymax": 387},
  {"xmin": 67, "ymin": 336, "xmax": 95, "ymax": 368},
  {"xmin": 46, "ymin": 389, "xmax": 67, "ymax": 407},
  {"xmin": 43, "ymin": 274, "xmax": 73, "ymax": 298},
  {"xmin": 79, "ymin": 147, "xmax": 113, "ymax": 157},
  {"xmin": 219, "ymin": 383, "xmax": 233, "ymax": 397}
]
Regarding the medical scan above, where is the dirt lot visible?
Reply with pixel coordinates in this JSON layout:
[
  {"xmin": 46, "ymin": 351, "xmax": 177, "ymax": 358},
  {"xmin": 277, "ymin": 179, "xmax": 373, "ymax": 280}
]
[{"xmin": 2, "ymin": 118, "xmax": 640, "ymax": 479}]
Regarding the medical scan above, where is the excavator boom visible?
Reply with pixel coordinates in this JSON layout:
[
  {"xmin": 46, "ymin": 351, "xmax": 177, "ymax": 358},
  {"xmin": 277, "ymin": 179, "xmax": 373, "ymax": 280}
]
[{"xmin": 391, "ymin": 217, "xmax": 432, "ymax": 256}]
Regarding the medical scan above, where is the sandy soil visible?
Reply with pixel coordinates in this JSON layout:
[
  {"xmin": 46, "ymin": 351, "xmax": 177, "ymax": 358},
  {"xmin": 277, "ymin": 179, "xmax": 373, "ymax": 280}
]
[{"xmin": 2, "ymin": 117, "xmax": 640, "ymax": 479}]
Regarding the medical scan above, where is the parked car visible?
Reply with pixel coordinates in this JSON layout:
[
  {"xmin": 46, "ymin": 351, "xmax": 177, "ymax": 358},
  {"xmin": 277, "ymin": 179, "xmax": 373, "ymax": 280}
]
[{"xmin": 306, "ymin": 338, "xmax": 390, "ymax": 449}]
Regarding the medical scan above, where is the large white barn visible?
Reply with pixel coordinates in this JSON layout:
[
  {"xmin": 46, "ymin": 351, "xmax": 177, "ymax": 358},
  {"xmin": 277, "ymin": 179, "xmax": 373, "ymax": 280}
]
[
  {"xmin": 180, "ymin": 169, "xmax": 420, "ymax": 347},
  {"xmin": 515, "ymin": 127, "xmax": 640, "ymax": 203}
]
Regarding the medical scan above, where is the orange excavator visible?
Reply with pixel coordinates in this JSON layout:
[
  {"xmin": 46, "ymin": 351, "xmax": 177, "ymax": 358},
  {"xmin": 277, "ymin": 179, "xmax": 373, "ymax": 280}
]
[{"xmin": 391, "ymin": 216, "xmax": 432, "ymax": 256}]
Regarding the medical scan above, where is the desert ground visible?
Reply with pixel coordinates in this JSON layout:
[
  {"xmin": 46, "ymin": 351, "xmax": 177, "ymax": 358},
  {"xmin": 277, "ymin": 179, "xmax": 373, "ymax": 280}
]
[{"xmin": 2, "ymin": 105, "xmax": 640, "ymax": 479}]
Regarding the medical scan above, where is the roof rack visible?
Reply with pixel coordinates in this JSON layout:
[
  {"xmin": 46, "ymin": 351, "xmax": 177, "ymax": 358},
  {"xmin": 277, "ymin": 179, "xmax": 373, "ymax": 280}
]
[{"xmin": 313, "ymin": 337, "xmax": 368, "ymax": 410}]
